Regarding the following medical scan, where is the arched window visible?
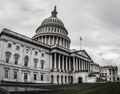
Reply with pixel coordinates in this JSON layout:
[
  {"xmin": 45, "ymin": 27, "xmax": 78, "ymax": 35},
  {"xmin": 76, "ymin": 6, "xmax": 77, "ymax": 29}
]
[
  {"xmin": 35, "ymin": 51, "xmax": 38, "ymax": 55},
  {"xmin": 40, "ymin": 60, "xmax": 45, "ymax": 69},
  {"xmin": 34, "ymin": 58, "xmax": 38, "ymax": 68},
  {"xmin": 8, "ymin": 43, "xmax": 12, "ymax": 48},
  {"xmin": 5, "ymin": 52, "xmax": 11, "ymax": 63},
  {"xmin": 24, "ymin": 56, "xmax": 29, "ymax": 67},
  {"xmin": 14, "ymin": 54, "xmax": 20, "ymax": 65}
]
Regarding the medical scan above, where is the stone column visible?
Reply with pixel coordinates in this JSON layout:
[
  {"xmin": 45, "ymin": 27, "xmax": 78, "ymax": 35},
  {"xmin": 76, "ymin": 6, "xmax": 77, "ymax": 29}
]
[
  {"xmin": 84, "ymin": 61, "xmax": 86, "ymax": 71},
  {"xmin": 64, "ymin": 39, "xmax": 65, "ymax": 47},
  {"xmin": 45, "ymin": 36, "xmax": 47, "ymax": 44},
  {"xmin": 76, "ymin": 58, "xmax": 78, "ymax": 71},
  {"xmin": 88, "ymin": 61, "xmax": 90, "ymax": 72},
  {"xmin": 41, "ymin": 36, "xmax": 43, "ymax": 43},
  {"xmin": 60, "ymin": 38, "xmax": 62, "ymax": 46},
  {"xmin": 66, "ymin": 40, "xmax": 67, "ymax": 48},
  {"xmin": 69, "ymin": 58, "xmax": 71, "ymax": 72},
  {"xmin": 78, "ymin": 59, "xmax": 79, "ymax": 71},
  {"xmin": 56, "ymin": 37, "xmax": 58, "ymax": 45},
  {"xmin": 81, "ymin": 59, "xmax": 83, "ymax": 71},
  {"xmin": 53, "ymin": 36, "xmax": 55, "ymax": 45},
  {"xmin": 79, "ymin": 59, "xmax": 81, "ymax": 71},
  {"xmin": 87, "ymin": 62, "xmax": 89, "ymax": 72},
  {"xmin": 73, "ymin": 57, "xmax": 75, "ymax": 72},
  {"xmin": 62, "ymin": 55, "xmax": 64, "ymax": 72},
  {"xmin": 54, "ymin": 53, "xmax": 57, "ymax": 70},
  {"xmin": 83, "ymin": 60, "xmax": 85, "ymax": 71},
  {"xmin": 66, "ymin": 57, "xmax": 68, "ymax": 72},
  {"xmin": 75, "ymin": 58, "xmax": 76, "ymax": 72},
  {"xmin": 49, "ymin": 36, "xmax": 50, "ymax": 45},
  {"xmin": 58, "ymin": 54, "xmax": 61, "ymax": 71}
]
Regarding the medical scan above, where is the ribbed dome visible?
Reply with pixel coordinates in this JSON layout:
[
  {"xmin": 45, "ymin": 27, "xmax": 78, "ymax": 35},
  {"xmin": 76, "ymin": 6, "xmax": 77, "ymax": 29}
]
[{"xmin": 41, "ymin": 17, "xmax": 64, "ymax": 27}]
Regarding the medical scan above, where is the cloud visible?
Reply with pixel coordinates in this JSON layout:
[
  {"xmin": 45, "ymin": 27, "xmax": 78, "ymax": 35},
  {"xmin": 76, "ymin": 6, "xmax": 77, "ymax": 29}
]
[{"xmin": 0, "ymin": 0, "xmax": 120, "ymax": 72}]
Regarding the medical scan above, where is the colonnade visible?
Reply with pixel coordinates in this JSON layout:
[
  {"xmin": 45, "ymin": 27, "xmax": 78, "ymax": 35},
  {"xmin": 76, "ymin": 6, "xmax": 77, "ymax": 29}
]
[
  {"xmin": 34, "ymin": 35, "xmax": 70, "ymax": 49},
  {"xmin": 52, "ymin": 53, "xmax": 91, "ymax": 73},
  {"xmin": 109, "ymin": 68, "xmax": 118, "ymax": 76},
  {"xmin": 51, "ymin": 75, "xmax": 73, "ymax": 84}
]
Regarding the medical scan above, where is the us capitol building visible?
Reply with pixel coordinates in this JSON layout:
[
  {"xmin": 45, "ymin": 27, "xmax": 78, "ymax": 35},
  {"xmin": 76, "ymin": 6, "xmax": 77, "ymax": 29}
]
[{"xmin": 0, "ymin": 6, "xmax": 118, "ymax": 84}]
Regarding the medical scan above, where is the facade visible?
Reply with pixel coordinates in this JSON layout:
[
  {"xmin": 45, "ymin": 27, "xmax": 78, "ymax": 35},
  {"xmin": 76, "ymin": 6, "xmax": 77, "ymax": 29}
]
[
  {"xmin": 100, "ymin": 66, "xmax": 120, "ymax": 82},
  {"xmin": 0, "ymin": 6, "xmax": 100, "ymax": 84}
]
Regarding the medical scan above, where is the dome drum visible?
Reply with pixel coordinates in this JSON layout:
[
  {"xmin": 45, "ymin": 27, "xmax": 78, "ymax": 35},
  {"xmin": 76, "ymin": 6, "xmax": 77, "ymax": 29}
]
[{"xmin": 33, "ymin": 34, "xmax": 70, "ymax": 49}]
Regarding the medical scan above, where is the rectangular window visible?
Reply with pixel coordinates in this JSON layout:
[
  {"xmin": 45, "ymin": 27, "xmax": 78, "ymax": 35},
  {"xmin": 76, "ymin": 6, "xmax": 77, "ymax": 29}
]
[
  {"xmin": 14, "ymin": 57, "xmax": 18, "ymax": 65},
  {"xmin": 5, "ymin": 69, "xmax": 9, "ymax": 78},
  {"xmin": 41, "ymin": 63, "xmax": 44, "ymax": 69},
  {"xmin": 34, "ymin": 74, "xmax": 37, "ymax": 81},
  {"xmin": 24, "ymin": 73, "xmax": 28, "ymax": 81},
  {"xmin": 41, "ymin": 75, "xmax": 43, "ymax": 81},
  {"xmin": 6, "ymin": 55, "xmax": 10, "ymax": 63},
  {"xmin": 34, "ymin": 62, "xmax": 37, "ymax": 68},
  {"xmin": 14, "ymin": 71, "xmax": 17, "ymax": 79}
]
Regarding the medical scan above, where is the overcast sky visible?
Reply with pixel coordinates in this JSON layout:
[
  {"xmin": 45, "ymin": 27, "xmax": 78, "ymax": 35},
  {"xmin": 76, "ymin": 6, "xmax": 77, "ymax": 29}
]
[{"xmin": 0, "ymin": 0, "xmax": 120, "ymax": 71}]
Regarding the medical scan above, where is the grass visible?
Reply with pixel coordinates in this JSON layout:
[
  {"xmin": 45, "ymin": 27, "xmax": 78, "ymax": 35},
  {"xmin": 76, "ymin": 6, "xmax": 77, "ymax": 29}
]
[{"xmin": 0, "ymin": 82, "xmax": 120, "ymax": 94}]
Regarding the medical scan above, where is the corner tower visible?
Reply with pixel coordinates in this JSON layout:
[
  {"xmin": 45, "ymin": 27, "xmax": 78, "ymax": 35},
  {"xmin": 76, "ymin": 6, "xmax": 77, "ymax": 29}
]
[{"xmin": 32, "ymin": 6, "xmax": 71, "ymax": 49}]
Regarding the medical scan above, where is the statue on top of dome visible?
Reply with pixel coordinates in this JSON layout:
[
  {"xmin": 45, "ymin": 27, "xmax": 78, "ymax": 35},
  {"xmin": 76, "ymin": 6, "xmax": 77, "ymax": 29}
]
[{"xmin": 51, "ymin": 6, "xmax": 57, "ymax": 17}]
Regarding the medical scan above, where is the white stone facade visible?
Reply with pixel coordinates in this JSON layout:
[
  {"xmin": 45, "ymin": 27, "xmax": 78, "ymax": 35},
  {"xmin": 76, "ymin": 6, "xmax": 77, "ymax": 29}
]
[
  {"xmin": 100, "ymin": 66, "xmax": 120, "ymax": 82},
  {"xmin": 0, "ymin": 7, "xmax": 100, "ymax": 84}
]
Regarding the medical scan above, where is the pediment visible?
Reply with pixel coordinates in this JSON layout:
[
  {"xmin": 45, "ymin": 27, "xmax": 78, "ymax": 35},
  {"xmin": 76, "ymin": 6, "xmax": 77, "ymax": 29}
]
[{"xmin": 76, "ymin": 50, "xmax": 92, "ymax": 60}]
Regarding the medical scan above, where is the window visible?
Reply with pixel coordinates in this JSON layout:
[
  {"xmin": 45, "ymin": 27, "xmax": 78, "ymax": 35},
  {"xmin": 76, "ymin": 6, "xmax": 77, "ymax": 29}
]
[
  {"xmin": 5, "ymin": 69, "xmax": 9, "ymax": 78},
  {"xmin": 24, "ymin": 73, "xmax": 28, "ymax": 81},
  {"xmin": 41, "ymin": 75, "xmax": 43, "ymax": 81},
  {"xmin": 34, "ymin": 59, "xmax": 38, "ymax": 68},
  {"xmin": 14, "ymin": 54, "xmax": 19, "ymax": 65},
  {"xmin": 5, "ymin": 52, "xmax": 11, "ymax": 63},
  {"xmin": 8, "ymin": 43, "xmax": 12, "ymax": 48},
  {"xmin": 24, "ymin": 56, "xmax": 29, "ymax": 67},
  {"xmin": 51, "ymin": 75, "xmax": 54, "ymax": 83},
  {"xmin": 40, "ymin": 60, "xmax": 45, "ymax": 69},
  {"xmin": 57, "ymin": 75, "xmax": 59, "ymax": 84},
  {"xmin": 41, "ymin": 53, "xmax": 44, "ymax": 57},
  {"xmin": 34, "ymin": 74, "xmax": 37, "ymax": 81},
  {"xmin": 35, "ymin": 51, "xmax": 38, "ymax": 55},
  {"xmin": 14, "ymin": 71, "xmax": 17, "ymax": 79},
  {"xmin": 41, "ymin": 62, "xmax": 44, "ymax": 69},
  {"xmin": 16, "ymin": 46, "xmax": 20, "ymax": 50}
]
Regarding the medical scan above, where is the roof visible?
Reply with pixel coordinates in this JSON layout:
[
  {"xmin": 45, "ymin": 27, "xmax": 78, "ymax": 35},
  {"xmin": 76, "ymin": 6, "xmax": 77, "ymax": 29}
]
[
  {"xmin": 100, "ymin": 65, "xmax": 118, "ymax": 69},
  {"xmin": 0, "ymin": 28, "xmax": 51, "ymax": 50}
]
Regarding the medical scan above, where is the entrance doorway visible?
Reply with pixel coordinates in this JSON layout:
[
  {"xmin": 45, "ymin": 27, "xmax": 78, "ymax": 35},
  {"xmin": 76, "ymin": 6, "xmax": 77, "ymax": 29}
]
[{"xmin": 78, "ymin": 77, "xmax": 82, "ymax": 83}]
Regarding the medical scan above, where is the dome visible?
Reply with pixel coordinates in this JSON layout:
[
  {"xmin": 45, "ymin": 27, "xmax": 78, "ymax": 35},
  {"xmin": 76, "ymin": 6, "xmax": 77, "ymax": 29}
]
[
  {"xmin": 41, "ymin": 17, "xmax": 64, "ymax": 28},
  {"xmin": 33, "ymin": 6, "xmax": 71, "ymax": 49}
]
